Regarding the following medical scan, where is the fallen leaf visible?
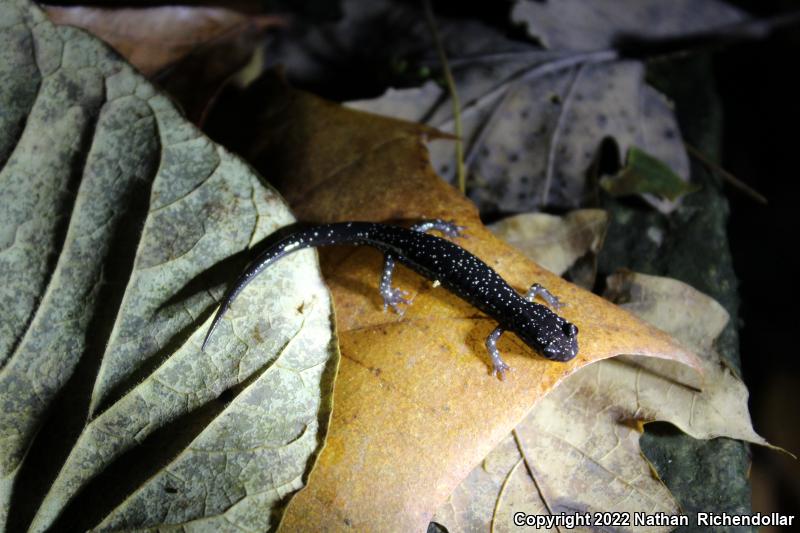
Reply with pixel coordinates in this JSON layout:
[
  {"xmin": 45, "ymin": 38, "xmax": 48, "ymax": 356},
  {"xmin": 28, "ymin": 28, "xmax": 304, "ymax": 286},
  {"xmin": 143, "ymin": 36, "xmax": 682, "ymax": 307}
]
[
  {"xmin": 0, "ymin": 2, "xmax": 335, "ymax": 531},
  {"xmin": 44, "ymin": 5, "xmax": 281, "ymax": 77},
  {"xmin": 488, "ymin": 209, "xmax": 608, "ymax": 288},
  {"xmin": 44, "ymin": 5, "xmax": 281, "ymax": 126},
  {"xmin": 603, "ymin": 271, "xmax": 773, "ymax": 445},
  {"xmin": 347, "ymin": 32, "xmax": 690, "ymax": 214},
  {"xmin": 435, "ymin": 270, "xmax": 772, "ymax": 532},
  {"xmin": 344, "ymin": 0, "xmax": 747, "ymax": 214},
  {"xmin": 601, "ymin": 146, "xmax": 701, "ymax": 202},
  {"xmin": 511, "ymin": 0, "xmax": 747, "ymax": 51},
  {"xmin": 433, "ymin": 434, "xmax": 553, "ymax": 533},
  {"xmin": 438, "ymin": 393, "xmax": 682, "ymax": 533},
  {"xmin": 217, "ymin": 72, "xmax": 701, "ymax": 532}
]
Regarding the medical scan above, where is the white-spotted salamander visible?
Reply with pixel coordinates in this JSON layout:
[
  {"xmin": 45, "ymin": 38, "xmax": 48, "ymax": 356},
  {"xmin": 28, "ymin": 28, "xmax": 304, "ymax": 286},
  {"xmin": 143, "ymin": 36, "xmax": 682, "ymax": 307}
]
[{"xmin": 202, "ymin": 220, "xmax": 579, "ymax": 378}]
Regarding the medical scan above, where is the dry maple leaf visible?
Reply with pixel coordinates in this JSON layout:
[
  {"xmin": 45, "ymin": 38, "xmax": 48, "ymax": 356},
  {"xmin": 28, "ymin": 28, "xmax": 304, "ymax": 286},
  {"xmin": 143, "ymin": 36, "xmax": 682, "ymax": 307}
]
[{"xmin": 217, "ymin": 73, "xmax": 702, "ymax": 531}]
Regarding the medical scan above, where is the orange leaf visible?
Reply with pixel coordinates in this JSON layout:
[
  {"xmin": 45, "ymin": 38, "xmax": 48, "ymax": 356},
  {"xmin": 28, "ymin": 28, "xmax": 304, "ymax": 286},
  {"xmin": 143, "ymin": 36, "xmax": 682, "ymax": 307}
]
[{"xmin": 230, "ymin": 74, "xmax": 701, "ymax": 531}]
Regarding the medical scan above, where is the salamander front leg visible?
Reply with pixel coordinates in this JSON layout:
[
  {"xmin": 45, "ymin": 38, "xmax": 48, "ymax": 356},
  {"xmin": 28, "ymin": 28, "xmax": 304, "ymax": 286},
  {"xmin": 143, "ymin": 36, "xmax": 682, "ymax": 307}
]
[
  {"xmin": 380, "ymin": 254, "xmax": 412, "ymax": 314},
  {"xmin": 524, "ymin": 283, "xmax": 563, "ymax": 310},
  {"xmin": 486, "ymin": 326, "xmax": 511, "ymax": 379},
  {"xmin": 411, "ymin": 219, "xmax": 464, "ymax": 238}
]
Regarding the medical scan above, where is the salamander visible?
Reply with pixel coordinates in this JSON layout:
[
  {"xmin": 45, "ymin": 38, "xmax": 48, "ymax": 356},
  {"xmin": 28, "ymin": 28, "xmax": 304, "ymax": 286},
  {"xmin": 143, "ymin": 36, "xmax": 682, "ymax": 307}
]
[{"xmin": 202, "ymin": 220, "xmax": 579, "ymax": 378}]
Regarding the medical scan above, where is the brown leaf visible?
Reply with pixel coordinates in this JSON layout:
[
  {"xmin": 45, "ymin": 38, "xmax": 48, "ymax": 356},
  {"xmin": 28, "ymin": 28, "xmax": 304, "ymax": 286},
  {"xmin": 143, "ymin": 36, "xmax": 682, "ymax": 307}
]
[
  {"xmin": 604, "ymin": 271, "xmax": 774, "ymax": 444},
  {"xmin": 44, "ymin": 5, "xmax": 281, "ymax": 77},
  {"xmin": 488, "ymin": 209, "xmax": 609, "ymax": 288},
  {"xmin": 436, "ymin": 271, "xmax": 774, "ymax": 532},
  {"xmin": 225, "ymin": 74, "xmax": 700, "ymax": 532}
]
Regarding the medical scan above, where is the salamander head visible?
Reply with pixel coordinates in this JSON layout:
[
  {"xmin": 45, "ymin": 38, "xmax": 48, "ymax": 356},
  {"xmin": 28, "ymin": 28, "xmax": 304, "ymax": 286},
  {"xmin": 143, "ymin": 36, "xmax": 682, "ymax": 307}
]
[{"xmin": 514, "ymin": 310, "xmax": 579, "ymax": 362}]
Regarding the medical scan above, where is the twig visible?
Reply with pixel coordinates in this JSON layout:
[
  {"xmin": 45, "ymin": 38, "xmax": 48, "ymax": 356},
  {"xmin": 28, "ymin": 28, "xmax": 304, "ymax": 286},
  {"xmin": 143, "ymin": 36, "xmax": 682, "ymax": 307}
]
[
  {"xmin": 685, "ymin": 143, "xmax": 767, "ymax": 205},
  {"xmin": 420, "ymin": 49, "xmax": 566, "ymax": 68},
  {"xmin": 423, "ymin": 0, "xmax": 466, "ymax": 193}
]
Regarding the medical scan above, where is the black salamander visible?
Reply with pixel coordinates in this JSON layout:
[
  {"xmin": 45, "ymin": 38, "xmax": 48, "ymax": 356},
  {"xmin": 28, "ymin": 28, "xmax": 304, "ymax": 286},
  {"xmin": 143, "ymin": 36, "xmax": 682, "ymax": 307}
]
[{"xmin": 202, "ymin": 220, "xmax": 579, "ymax": 378}]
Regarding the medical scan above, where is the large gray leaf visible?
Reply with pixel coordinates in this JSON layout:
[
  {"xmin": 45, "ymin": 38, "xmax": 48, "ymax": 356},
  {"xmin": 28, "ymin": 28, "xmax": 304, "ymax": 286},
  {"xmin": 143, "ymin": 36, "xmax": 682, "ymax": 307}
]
[
  {"xmin": 0, "ymin": 1, "xmax": 337, "ymax": 531},
  {"xmin": 346, "ymin": 0, "xmax": 749, "ymax": 214},
  {"xmin": 350, "ymin": 51, "xmax": 690, "ymax": 213}
]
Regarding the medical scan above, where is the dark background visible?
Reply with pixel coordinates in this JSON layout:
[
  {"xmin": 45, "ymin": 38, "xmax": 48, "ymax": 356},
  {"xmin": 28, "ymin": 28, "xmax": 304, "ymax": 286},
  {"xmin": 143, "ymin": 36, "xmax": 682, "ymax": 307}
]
[{"xmin": 718, "ymin": 0, "xmax": 800, "ymax": 524}]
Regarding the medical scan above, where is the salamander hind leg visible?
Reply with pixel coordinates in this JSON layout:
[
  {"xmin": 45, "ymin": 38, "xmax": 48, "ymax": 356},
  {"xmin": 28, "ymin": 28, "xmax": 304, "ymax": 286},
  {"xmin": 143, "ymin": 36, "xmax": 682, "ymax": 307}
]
[
  {"xmin": 525, "ymin": 283, "xmax": 563, "ymax": 310},
  {"xmin": 380, "ymin": 254, "xmax": 413, "ymax": 314},
  {"xmin": 411, "ymin": 219, "xmax": 464, "ymax": 238},
  {"xmin": 486, "ymin": 326, "xmax": 511, "ymax": 380}
]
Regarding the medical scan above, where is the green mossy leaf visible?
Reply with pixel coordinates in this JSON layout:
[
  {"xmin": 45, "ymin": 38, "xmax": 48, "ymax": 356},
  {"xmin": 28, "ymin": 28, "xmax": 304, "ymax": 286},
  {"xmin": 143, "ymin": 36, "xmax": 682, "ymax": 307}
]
[
  {"xmin": 0, "ymin": 1, "xmax": 337, "ymax": 531},
  {"xmin": 601, "ymin": 146, "xmax": 701, "ymax": 201}
]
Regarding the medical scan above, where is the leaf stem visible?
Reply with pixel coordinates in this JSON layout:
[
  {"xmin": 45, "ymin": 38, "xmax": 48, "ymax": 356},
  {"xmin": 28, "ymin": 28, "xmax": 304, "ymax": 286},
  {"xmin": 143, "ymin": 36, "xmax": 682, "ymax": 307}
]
[
  {"xmin": 423, "ymin": 0, "xmax": 466, "ymax": 193},
  {"xmin": 684, "ymin": 143, "xmax": 767, "ymax": 205}
]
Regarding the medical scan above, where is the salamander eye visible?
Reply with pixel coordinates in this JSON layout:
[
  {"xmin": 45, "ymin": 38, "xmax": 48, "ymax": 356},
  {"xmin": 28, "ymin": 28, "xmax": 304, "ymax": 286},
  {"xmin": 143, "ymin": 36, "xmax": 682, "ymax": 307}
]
[{"xmin": 562, "ymin": 323, "xmax": 578, "ymax": 337}]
